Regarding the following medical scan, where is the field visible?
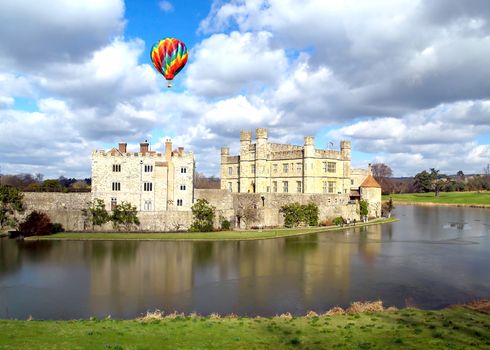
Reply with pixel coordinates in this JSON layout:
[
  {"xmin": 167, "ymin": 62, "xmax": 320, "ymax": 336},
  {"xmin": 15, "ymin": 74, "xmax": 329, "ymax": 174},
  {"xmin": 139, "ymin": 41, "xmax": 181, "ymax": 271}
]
[
  {"xmin": 383, "ymin": 191, "xmax": 490, "ymax": 206},
  {"xmin": 29, "ymin": 218, "xmax": 397, "ymax": 241},
  {"xmin": 0, "ymin": 303, "xmax": 488, "ymax": 349}
]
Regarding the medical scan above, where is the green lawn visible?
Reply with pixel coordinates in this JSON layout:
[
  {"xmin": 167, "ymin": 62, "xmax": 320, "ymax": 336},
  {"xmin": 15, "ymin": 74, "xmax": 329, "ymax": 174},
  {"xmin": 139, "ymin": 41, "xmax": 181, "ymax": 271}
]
[
  {"xmin": 29, "ymin": 218, "xmax": 397, "ymax": 241},
  {"xmin": 383, "ymin": 191, "xmax": 490, "ymax": 206},
  {"xmin": 0, "ymin": 306, "xmax": 488, "ymax": 349}
]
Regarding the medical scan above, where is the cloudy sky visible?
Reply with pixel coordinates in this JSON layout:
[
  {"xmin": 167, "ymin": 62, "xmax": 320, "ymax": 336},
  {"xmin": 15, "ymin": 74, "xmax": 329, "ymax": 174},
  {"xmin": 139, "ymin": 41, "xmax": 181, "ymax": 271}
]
[{"xmin": 0, "ymin": 0, "xmax": 489, "ymax": 178}]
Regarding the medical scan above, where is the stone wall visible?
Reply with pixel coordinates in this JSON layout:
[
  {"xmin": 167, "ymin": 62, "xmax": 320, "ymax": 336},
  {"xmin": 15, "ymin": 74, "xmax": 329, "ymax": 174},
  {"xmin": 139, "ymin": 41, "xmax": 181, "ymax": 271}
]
[
  {"xmin": 196, "ymin": 190, "xmax": 359, "ymax": 229},
  {"xmin": 21, "ymin": 192, "xmax": 194, "ymax": 232},
  {"xmin": 22, "ymin": 190, "xmax": 363, "ymax": 232}
]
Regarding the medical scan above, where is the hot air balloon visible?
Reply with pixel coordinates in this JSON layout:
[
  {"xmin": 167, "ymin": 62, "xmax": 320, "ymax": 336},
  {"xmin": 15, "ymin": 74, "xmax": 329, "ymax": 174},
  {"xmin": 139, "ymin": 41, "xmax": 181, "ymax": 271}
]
[{"xmin": 151, "ymin": 38, "xmax": 188, "ymax": 88}]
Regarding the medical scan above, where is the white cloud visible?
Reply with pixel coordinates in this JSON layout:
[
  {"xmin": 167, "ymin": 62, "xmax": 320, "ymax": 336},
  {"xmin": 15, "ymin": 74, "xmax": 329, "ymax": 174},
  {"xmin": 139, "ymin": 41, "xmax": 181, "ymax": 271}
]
[
  {"xmin": 0, "ymin": 0, "xmax": 125, "ymax": 70},
  {"xmin": 185, "ymin": 31, "xmax": 288, "ymax": 97},
  {"xmin": 159, "ymin": 1, "xmax": 174, "ymax": 12}
]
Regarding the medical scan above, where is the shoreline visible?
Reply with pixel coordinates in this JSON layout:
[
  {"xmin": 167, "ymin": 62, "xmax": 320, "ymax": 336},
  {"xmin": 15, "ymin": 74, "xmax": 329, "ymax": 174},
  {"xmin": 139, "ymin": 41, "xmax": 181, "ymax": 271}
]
[
  {"xmin": 26, "ymin": 217, "xmax": 398, "ymax": 242},
  {"xmin": 0, "ymin": 301, "xmax": 488, "ymax": 349},
  {"xmin": 393, "ymin": 201, "xmax": 490, "ymax": 208}
]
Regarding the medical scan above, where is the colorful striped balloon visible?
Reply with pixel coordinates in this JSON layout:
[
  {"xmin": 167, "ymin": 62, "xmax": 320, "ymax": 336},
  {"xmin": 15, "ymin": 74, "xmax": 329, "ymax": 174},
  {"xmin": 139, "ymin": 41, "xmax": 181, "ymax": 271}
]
[{"xmin": 150, "ymin": 38, "xmax": 188, "ymax": 88}]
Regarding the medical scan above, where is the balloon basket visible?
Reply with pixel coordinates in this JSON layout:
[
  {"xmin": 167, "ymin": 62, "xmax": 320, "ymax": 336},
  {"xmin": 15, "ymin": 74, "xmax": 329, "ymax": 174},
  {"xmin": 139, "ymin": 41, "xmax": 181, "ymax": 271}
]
[{"xmin": 167, "ymin": 82, "xmax": 172, "ymax": 88}]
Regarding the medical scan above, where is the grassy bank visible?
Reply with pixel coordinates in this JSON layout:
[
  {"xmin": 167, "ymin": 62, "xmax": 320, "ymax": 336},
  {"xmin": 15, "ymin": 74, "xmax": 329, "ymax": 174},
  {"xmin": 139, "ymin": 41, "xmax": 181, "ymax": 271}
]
[
  {"xmin": 29, "ymin": 218, "xmax": 397, "ymax": 241},
  {"xmin": 383, "ymin": 191, "xmax": 490, "ymax": 206},
  {"xmin": 0, "ymin": 303, "xmax": 488, "ymax": 349}
]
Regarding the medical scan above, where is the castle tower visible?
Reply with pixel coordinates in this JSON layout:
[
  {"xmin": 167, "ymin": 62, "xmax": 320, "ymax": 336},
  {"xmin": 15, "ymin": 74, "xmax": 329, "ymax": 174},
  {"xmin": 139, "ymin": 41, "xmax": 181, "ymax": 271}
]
[
  {"xmin": 239, "ymin": 130, "xmax": 253, "ymax": 192},
  {"xmin": 303, "ymin": 136, "xmax": 315, "ymax": 193},
  {"xmin": 340, "ymin": 140, "xmax": 351, "ymax": 193},
  {"xmin": 255, "ymin": 128, "xmax": 269, "ymax": 193}
]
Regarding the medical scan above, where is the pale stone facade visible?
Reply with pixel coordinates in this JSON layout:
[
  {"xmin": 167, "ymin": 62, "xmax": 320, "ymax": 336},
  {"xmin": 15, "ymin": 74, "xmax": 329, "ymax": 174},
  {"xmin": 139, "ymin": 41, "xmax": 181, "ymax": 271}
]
[
  {"xmin": 221, "ymin": 128, "xmax": 352, "ymax": 195},
  {"xmin": 91, "ymin": 140, "xmax": 194, "ymax": 212}
]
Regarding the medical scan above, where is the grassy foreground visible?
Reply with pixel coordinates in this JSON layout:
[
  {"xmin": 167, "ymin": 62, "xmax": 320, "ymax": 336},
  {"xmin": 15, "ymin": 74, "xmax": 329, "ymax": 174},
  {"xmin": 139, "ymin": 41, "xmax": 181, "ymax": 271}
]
[
  {"xmin": 29, "ymin": 218, "xmax": 397, "ymax": 241},
  {"xmin": 383, "ymin": 191, "xmax": 490, "ymax": 206},
  {"xmin": 0, "ymin": 304, "xmax": 489, "ymax": 349}
]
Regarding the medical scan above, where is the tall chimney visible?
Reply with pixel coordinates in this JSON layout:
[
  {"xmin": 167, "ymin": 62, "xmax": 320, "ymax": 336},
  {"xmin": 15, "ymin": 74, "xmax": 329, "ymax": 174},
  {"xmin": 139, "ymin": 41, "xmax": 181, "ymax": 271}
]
[
  {"xmin": 165, "ymin": 139, "xmax": 172, "ymax": 160},
  {"xmin": 140, "ymin": 140, "xmax": 149, "ymax": 154},
  {"xmin": 118, "ymin": 143, "xmax": 127, "ymax": 153}
]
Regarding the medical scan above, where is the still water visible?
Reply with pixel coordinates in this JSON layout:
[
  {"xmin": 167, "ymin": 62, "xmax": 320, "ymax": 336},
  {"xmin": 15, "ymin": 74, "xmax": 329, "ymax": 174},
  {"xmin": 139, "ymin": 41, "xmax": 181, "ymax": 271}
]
[{"xmin": 1, "ymin": 205, "xmax": 489, "ymax": 319}]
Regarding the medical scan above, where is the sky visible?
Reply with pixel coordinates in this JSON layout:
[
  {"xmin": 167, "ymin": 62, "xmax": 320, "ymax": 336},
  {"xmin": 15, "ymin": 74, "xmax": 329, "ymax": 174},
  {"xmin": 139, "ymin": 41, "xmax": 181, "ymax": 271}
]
[{"xmin": 0, "ymin": 0, "xmax": 489, "ymax": 178}]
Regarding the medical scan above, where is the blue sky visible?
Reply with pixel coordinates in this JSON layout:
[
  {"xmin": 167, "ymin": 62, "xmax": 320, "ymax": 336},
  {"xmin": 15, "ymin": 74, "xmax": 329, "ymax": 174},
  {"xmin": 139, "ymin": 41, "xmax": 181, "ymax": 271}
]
[{"xmin": 0, "ymin": 0, "xmax": 489, "ymax": 178}]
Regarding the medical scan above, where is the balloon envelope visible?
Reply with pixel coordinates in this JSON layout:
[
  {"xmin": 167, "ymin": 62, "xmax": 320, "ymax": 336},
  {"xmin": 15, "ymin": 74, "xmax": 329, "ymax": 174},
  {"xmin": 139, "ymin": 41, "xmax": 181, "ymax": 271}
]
[{"xmin": 151, "ymin": 38, "xmax": 188, "ymax": 86}]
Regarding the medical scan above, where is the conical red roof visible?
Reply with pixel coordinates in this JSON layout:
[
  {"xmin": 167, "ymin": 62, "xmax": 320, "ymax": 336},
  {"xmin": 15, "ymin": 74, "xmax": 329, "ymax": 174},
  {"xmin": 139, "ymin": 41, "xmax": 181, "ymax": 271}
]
[{"xmin": 360, "ymin": 175, "xmax": 381, "ymax": 188}]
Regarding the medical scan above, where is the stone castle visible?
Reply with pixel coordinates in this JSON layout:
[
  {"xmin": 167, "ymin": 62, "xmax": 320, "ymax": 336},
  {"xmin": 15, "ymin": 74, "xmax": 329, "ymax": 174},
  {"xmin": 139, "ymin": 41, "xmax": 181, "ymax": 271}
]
[
  {"xmin": 22, "ymin": 128, "xmax": 381, "ymax": 231},
  {"xmin": 221, "ymin": 128, "xmax": 352, "ymax": 194},
  {"xmin": 91, "ymin": 139, "xmax": 194, "ymax": 212}
]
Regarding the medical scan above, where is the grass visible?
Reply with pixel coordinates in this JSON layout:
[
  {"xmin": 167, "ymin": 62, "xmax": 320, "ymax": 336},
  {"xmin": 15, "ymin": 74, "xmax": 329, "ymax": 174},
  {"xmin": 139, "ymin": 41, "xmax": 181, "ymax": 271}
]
[
  {"xmin": 383, "ymin": 191, "xmax": 490, "ymax": 206},
  {"xmin": 0, "ymin": 303, "xmax": 488, "ymax": 349},
  {"xmin": 28, "ymin": 218, "xmax": 398, "ymax": 241}
]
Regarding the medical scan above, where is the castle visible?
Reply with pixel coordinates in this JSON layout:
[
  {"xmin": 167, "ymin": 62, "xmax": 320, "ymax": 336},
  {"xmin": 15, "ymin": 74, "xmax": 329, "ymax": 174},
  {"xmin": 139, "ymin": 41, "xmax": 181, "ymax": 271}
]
[
  {"xmin": 83, "ymin": 128, "xmax": 381, "ymax": 230},
  {"xmin": 221, "ymin": 128, "xmax": 352, "ymax": 194},
  {"xmin": 91, "ymin": 139, "xmax": 194, "ymax": 212}
]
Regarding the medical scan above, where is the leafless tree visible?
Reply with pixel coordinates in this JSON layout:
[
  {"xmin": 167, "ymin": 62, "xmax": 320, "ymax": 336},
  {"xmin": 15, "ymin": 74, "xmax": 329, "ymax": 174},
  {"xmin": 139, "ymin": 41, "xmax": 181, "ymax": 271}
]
[{"xmin": 233, "ymin": 194, "xmax": 261, "ymax": 229}]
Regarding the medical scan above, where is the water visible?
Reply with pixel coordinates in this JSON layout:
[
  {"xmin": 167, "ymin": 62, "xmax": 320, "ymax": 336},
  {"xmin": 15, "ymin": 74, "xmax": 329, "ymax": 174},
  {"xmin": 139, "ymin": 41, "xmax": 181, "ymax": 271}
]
[{"xmin": 0, "ymin": 205, "xmax": 489, "ymax": 319}]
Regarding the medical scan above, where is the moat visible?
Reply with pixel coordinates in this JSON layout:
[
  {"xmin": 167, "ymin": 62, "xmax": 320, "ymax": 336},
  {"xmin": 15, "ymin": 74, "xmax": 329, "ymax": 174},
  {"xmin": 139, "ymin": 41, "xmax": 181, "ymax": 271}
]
[{"xmin": 1, "ymin": 205, "xmax": 489, "ymax": 319}]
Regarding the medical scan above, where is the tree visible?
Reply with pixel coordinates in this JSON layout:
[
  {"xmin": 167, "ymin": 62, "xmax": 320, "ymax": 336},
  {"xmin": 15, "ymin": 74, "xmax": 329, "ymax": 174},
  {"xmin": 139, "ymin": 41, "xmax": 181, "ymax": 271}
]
[
  {"xmin": 371, "ymin": 163, "xmax": 393, "ymax": 178},
  {"xmin": 111, "ymin": 201, "xmax": 140, "ymax": 231},
  {"xmin": 42, "ymin": 179, "xmax": 63, "ymax": 192},
  {"xmin": 371, "ymin": 163, "xmax": 393, "ymax": 194},
  {"xmin": 234, "ymin": 194, "xmax": 260, "ymax": 229},
  {"xmin": 19, "ymin": 211, "xmax": 53, "ymax": 236},
  {"xmin": 194, "ymin": 172, "xmax": 221, "ymax": 189},
  {"xmin": 413, "ymin": 170, "xmax": 431, "ymax": 192},
  {"xmin": 190, "ymin": 198, "xmax": 215, "ymax": 232},
  {"xmin": 382, "ymin": 198, "xmax": 395, "ymax": 218},
  {"xmin": 82, "ymin": 199, "xmax": 110, "ymax": 230},
  {"xmin": 359, "ymin": 200, "xmax": 369, "ymax": 221},
  {"xmin": 0, "ymin": 184, "xmax": 24, "ymax": 229},
  {"xmin": 281, "ymin": 202, "xmax": 319, "ymax": 228}
]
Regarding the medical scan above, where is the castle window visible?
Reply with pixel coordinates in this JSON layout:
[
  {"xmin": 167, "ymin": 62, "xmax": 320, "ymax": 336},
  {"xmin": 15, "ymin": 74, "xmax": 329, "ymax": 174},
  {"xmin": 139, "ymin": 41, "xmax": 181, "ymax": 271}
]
[
  {"xmin": 273, "ymin": 181, "xmax": 277, "ymax": 193},
  {"xmin": 328, "ymin": 181, "xmax": 335, "ymax": 193},
  {"xmin": 228, "ymin": 182, "xmax": 232, "ymax": 192},
  {"xmin": 111, "ymin": 197, "xmax": 117, "ymax": 210},
  {"xmin": 112, "ymin": 164, "xmax": 121, "ymax": 172},
  {"xmin": 283, "ymin": 163, "xmax": 288, "ymax": 173},
  {"xmin": 297, "ymin": 181, "xmax": 302, "ymax": 193},
  {"xmin": 251, "ymin": 164, "xmax": 256, "ymax": 174},
  {"xmin": 228, "ymin": 167, "xmax": 232, "ymax": 175},
  {"xmin": 143, "ymin": 182, "xmax": 153, "ymax": 191},
  {"xmin": 327, "ymin": 162, "xmax": 336, "ymax": 173},
  {"xmin": 180, "ymin": 185, "xmax": 186, "ymax": 191},
  {"xmin": 144, "ymin": 165, "xmax": 153, "ymax": 172},
  {"xmin": 181, "ymin": 167, "xmax": 187, "ymax": 174},
  {"xmin": 322, "ymin": 181, "xmax": 328, "ymax": 193},
  {"xmin": 112, "ymin": 182, "xmax": 121, "ymax": 191},
  {"xmin": 283, "ymin": 181, "xmax": 288, "ymax": 193},
  {"xmin": 296, "ymin": 163, "xmax": 302, "ymax": 173},
  {"xmin": 273, "ymin": 164, "xmax": 278, "ymax": 173},
  {"xmin": 144, "ymin": 200, "xmax": 152, "ymax": 211},
  {"xmin": 177, "ymin": 199, "xmax": 183, "ymax": 206},
  {"xmin": 351, "ymin": 179, "xmax": 354, "ymax": 185}
]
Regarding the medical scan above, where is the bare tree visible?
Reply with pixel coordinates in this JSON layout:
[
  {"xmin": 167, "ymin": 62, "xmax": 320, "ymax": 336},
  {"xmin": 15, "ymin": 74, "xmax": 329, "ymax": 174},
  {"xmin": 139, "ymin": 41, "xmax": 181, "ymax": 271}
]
[
  {"xmin": 194, "ymin": 172, "xmax": 221, "ymax": 189},
  {"xmin": 233, "ymin": 194, "xmax": 261, "ymax": 229},
  {"xmin": 371, "ymin": 163, "xmax": 393, "ymax": 194}
]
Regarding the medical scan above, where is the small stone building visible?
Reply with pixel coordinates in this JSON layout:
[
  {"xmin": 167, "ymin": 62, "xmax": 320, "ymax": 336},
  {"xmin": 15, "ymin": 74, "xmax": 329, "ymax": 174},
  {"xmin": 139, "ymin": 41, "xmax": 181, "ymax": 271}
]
[{"xmin": 91, "ymin": 139, "xmax": 194, "ymax": 212}]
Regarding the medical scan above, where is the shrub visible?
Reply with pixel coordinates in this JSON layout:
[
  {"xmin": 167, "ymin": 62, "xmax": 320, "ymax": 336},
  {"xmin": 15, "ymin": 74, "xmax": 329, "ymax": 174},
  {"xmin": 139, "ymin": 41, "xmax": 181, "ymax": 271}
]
[
  {"xmin": 51, "ymin": 223, "xmax": 64, "ymax": 233},
  {"xmin": 333, "ymin": 216, "xmax": 344, "ymax": 226},
  {"xmin": 111, "ymin": 201, "xmax": 140, "ymax": 231},
  {"xmin": 19, "ymin": 211, "xmax": 53, "ymax": 236},
  {"xmin": 190, "ymin": 199, "xmax": 215, "ymax": 232},
  {"xmin": 220, "ymin": 218, "xmax": 231, "ymax": 231},
  {"xmin": 281, "ymin": 202, "xmax": 319, "ymax": 228},
  {"xmin": 359, "ymin": 200, "xmax": 369, "ymax": 218}
]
